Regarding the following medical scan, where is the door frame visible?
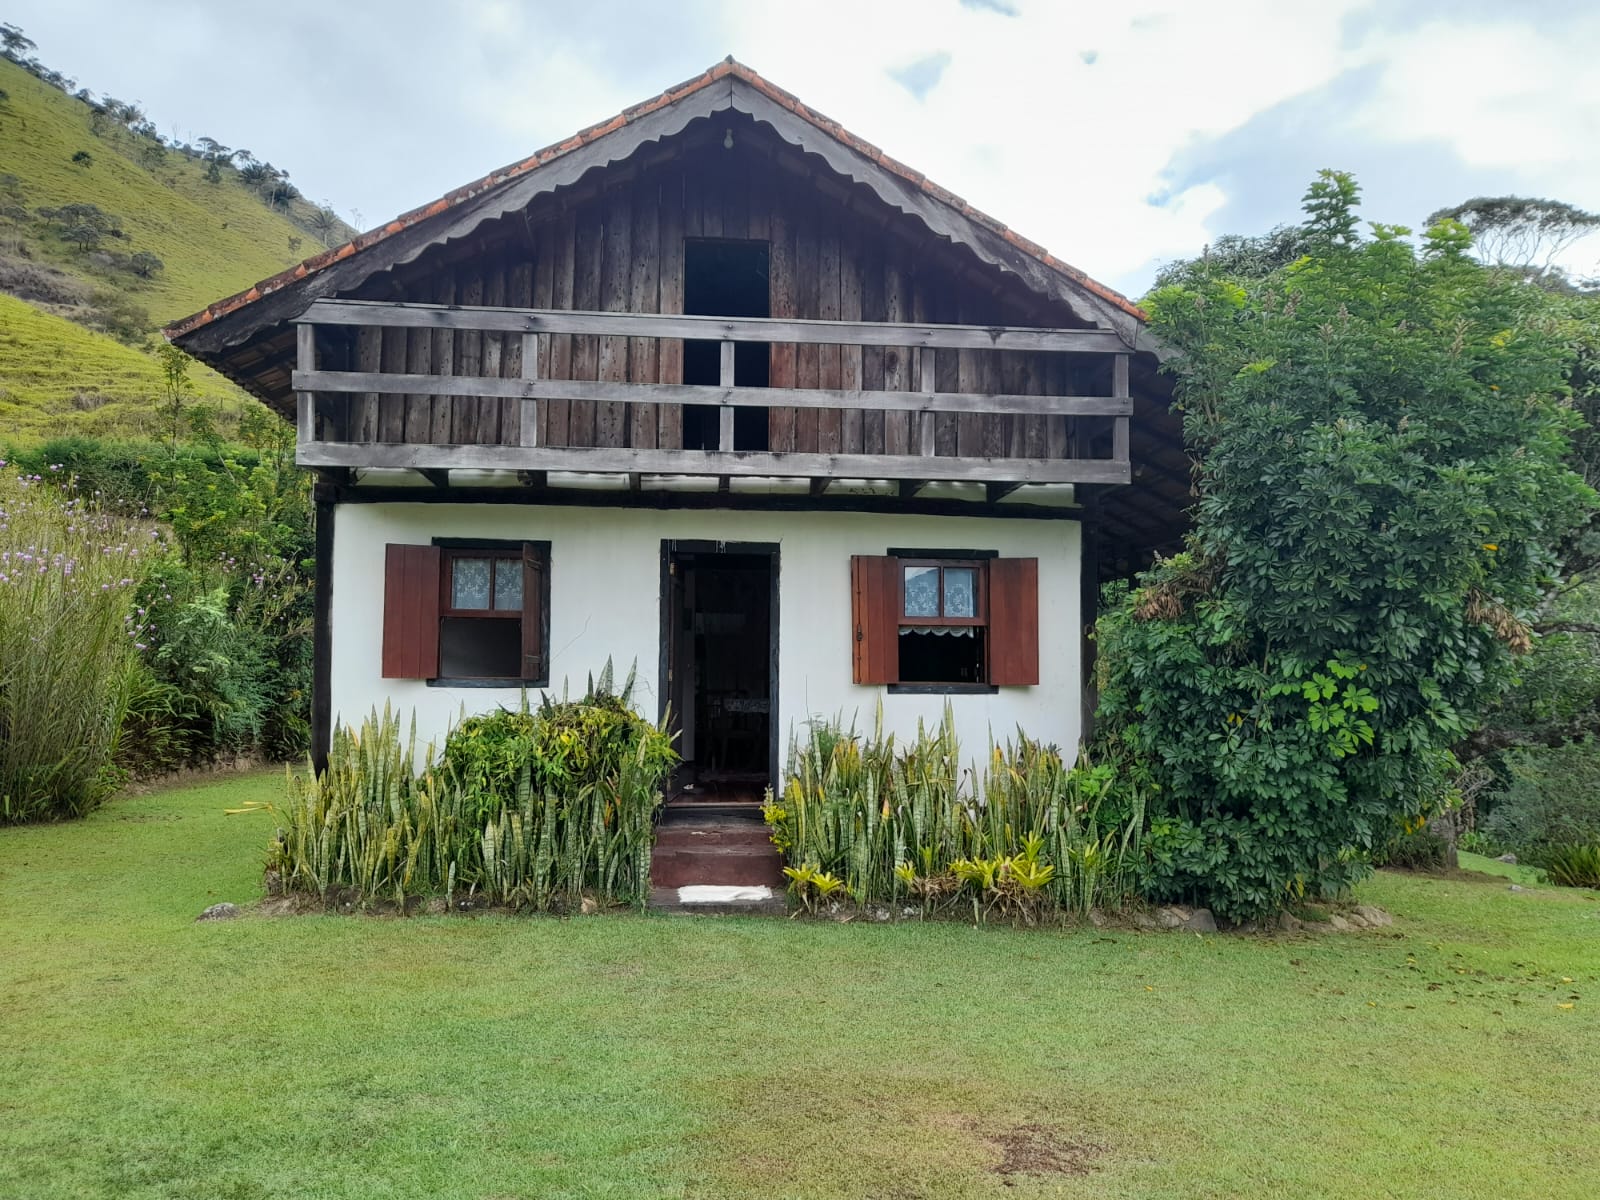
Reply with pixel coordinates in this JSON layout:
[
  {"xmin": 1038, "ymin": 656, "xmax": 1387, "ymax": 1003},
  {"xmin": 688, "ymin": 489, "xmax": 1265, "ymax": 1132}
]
[{"xmin": 658, "ymin": 539, "xmax": 781, "ymax": 788}]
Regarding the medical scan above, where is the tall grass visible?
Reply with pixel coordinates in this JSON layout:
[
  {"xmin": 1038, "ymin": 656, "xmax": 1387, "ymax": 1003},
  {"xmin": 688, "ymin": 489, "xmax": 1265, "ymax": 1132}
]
[
  {"xmin": 764, "ymin": 707, "xmax": 1145, "ymax": 919},
  {"xmin": 0, "ymin": 464, "xmax": 148, "ymax": 821},
  {"xmin": 264, "ymin": 679, "xmax": 674, "ymax": 910}
]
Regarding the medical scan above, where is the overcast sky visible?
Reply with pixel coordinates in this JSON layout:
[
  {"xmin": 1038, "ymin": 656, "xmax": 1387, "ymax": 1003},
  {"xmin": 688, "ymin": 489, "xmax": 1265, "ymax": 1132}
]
[{"xmin": 8, "ymin": 0, "xmax": 1600, "ymax": 296}]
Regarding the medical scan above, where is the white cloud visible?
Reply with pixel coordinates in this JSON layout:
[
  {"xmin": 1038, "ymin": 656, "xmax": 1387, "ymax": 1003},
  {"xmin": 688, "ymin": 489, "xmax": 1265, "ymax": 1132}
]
[{"xmin": 7, "ymin": 0, "xmax": 1599, "ymax": 295}]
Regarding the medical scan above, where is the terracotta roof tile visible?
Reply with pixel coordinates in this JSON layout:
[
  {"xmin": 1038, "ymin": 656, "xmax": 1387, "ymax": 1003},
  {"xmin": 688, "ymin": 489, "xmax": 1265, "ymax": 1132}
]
[{"xmin": 164, "ymin": 57, "xmax": 1144, "ymax": 341}]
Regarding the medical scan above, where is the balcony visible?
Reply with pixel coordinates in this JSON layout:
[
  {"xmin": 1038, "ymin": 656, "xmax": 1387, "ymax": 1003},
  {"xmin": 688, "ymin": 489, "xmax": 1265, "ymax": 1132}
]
[{"xmin": 291, "ymin": 299, "xmax": 1134, "ymax": 491}]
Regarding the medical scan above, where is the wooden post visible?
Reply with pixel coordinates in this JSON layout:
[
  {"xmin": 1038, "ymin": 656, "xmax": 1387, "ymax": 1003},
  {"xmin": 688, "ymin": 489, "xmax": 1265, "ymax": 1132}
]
[
  {"xmin": 918, "ymin": 348, "xmax": 936, "ymax": 457},
  {"xmin": 719, "ymin": 339, "xmax": 735, "ymax": 452},
  {"xmin": 519, "ymin": 332, "xmax": 539, "ymax": 448},
  {"xmin": 1112, "ymin": 353, "xmax": 1130, "ymax": 465},
  {"xmin": 296, "ymin": 323, "xmax": 316, "ymax": 447}
]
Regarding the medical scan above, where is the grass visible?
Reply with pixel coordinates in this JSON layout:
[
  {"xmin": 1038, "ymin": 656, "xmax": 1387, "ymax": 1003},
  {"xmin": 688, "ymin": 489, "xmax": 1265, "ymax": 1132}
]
[
  {"xmin": 0, "ymin": 293, "xmax": 250, "ymax": 440},
  {"xmin": 1, "ymin": 771, "xmax": 1597, "ymax": 1199}
]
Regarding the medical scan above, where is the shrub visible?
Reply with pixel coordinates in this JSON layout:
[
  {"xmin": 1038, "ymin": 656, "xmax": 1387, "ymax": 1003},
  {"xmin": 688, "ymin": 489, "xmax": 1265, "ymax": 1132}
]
[
  {"xmin": 1097, "ymin": 172, "xmax": 1592, "ymax": 921},
  {"xmin": 441, "ymin": 662, "xmax": 677, "ymax": 820},
  {"xmin": 0, "ymin": 465, "xmax": 147, "ymax": 821},
  {"xmin": 764, "ymin": 710, "xmax": 1145, "ymax": 921},
  {"xmin": 1543, "ymin": 843, "xmax": 1600, "ymax": 889},
  {"xmin": 1482, "ymin": 738, "xmax": 1600, "ymax": 859},
  {"xmin": 1377, "ymin": 826, "xmax": 1453, "ymax": 871},
  {"xmin": 264, "ymin": 666, "xmax": 676, "ymax": 910}
]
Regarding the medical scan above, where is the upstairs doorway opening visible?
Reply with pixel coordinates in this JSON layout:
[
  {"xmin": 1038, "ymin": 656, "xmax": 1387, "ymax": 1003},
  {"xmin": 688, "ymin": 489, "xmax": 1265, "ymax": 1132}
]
[{"xmin": 682, "ymin": 239, "xmax": 769, "ymax": 451}]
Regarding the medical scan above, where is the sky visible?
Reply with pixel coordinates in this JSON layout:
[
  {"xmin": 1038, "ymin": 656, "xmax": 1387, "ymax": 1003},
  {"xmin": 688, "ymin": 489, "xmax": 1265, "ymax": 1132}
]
[{"xmin": 7, "ymin": 0, "xmax": 1600, "ymax": 298}]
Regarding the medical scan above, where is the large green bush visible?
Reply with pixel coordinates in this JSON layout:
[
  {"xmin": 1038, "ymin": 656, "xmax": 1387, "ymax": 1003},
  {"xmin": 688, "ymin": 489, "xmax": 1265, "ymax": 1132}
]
[
  {"xmin": 6, "ymin": 419, "xmax": 314, "ymax": 773},
  {"xmin": 0, "ymin": 465, "xmax": 145, "ymax": 820},
  {"xmin": 764, "ymin": 711, "xmax": 1145, "ymax": 920},
  {"xmin": 1096, "ymin": 172, "xmax": 1592, "ymax": 920}
]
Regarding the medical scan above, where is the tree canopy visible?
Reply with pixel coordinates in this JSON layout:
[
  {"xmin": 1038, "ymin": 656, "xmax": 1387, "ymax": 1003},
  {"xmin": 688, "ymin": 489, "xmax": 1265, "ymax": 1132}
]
[{"xmin": 1097, "ymin": 171, "xmax": 1593, "ymax": 919}]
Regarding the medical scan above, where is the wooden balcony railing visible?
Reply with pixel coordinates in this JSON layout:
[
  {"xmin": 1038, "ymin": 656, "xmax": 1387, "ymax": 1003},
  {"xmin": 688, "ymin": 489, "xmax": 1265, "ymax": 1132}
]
[{"xmin": 292, "ymin": 298, "xmax": 1134, "ymax": 487}]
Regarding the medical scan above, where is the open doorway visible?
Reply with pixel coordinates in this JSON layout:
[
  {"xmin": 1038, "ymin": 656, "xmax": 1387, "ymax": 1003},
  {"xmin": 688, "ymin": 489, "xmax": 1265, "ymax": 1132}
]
[
  {"xmin": 660, "ymin": 541, "xmax": 778, "ymax": 805},
  {"xmin": 683, "ymin": 239, "xmax": 769, "ymax": 451}
]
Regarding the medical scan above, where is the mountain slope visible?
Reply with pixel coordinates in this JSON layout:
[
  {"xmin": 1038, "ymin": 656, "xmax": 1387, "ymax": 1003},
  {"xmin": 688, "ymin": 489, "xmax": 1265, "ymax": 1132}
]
[
  {"xmin": 0, "ymin": 293, "xmax": 243, "ymax": 441},
  {"xmin": 0, "ymin": 54, "xmax": 356, "ymax": 442},
  {"xmin": 0, "ymin": 57, "xmax": 338, "ymax": 323}
]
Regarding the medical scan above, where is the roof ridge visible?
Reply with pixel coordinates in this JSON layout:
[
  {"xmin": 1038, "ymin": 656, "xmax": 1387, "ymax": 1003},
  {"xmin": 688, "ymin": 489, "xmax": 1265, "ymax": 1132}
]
[{"xmin": 165, "ymin": 57, "xmax": 1143, "ymax": 340}]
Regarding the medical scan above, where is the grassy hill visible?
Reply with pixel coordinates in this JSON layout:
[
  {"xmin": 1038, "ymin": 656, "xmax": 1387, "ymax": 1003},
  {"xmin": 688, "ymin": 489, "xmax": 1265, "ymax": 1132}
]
[
  {"xmin": 0, "ymin": 55, "xmax": 352, "ymax": 442},
  {"xmin": 0, "ymin": 293, "xmax": 245, "ymax": 441}
]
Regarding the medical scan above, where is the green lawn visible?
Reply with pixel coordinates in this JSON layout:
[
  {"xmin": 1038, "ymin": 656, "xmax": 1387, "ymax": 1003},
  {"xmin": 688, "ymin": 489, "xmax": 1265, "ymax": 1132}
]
[{"xmin": 2, "ymin": 772, "xmax": 1596, "ymax": 1200}]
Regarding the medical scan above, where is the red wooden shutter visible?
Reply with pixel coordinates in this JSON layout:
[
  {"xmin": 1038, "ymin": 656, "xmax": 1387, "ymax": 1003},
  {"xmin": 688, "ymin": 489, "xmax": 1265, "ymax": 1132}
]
[
  {"xmin": 988, "ymin": 557, "xmax": 1039, "ymax": 686},
  {"xmin": 851, "ymin": 555, "xmax": 899, "ymax": 685},
  {"xmin": 521, "ymin": 542, "xmax": 545, "ymax": 682},
  {"xmin": 381, "ymin": 544, "xmax": 441, "ymax": 679}
]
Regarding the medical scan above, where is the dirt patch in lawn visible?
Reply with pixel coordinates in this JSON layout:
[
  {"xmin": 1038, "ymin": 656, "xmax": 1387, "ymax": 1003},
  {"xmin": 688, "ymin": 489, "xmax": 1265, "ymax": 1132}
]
[{"xmin": 984, "ymin": 1122, "xmax": 1104, "ymax": 1179}]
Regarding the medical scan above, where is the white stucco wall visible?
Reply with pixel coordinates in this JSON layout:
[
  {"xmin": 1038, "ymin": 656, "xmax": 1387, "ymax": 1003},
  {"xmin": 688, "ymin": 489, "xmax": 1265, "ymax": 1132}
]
[{"xmin": 329, "ymin": 502, "xmax": 1082, "ymax": 768}]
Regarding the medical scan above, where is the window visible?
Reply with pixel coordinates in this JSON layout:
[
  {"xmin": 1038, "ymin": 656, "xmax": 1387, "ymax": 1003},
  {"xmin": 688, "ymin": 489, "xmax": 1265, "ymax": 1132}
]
[
  {"xmin": 439, "ymin": 551, "xmax": 525, "ymax": 679},
  {"xmin": 897, "ymin": 559, "xmax": 988, "ymax": 685},
  {"xmin": 851, "ymin": 553, "xmax": 1038, "ymax": 689},
  {"xmin": 381, "ymin": 541, "xmax": 548, "ymax": 684}
]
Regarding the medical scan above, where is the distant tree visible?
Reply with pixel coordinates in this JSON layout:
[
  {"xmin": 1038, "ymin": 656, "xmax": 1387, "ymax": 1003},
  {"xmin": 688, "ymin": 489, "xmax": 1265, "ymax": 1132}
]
[
  {"xmin": 0, "ymin": 23, "xmax": 35, "ymax": 61},
  {"xmin": 40, "ymin": 201, "xmax": 119, "ymax": 249},
  {"xmin": 71, "ymin": 149, "xmax": 93, "ymax": 167},
  {"xmin": 155, "ymin": 342, "xmax": 195, "ymax": 447},
  {"xmin": 129, "ymin": 250, "xmax": 163, "ymax": 278},
  {"xmin": 1153, "ymin": 224, "xmax": 1310, "ymax": 290},
  {"xmin": 308, "ymin": 206, "xmax": 339, "ymax": 240},
  {"xmin": 195, "ymin": 137, "xmax": 238, "ymax": 183},
  {"xmin": 138, "ymin": 140, "xmax": 166, "ymax": 168},
  {"xmin": 238, "ymin": 160, "xmax": 274, "ymax": 190},
  {"xmin": 1429, "ymin": 195, "xmax": 1600, "ymax": 283},
  {"xmin": 63, "ymin": 222, "xmax": 102, "ymax": 250}
]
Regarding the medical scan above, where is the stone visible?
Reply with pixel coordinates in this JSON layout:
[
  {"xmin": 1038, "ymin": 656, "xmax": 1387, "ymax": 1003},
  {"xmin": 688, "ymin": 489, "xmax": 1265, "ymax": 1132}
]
[
  {"xmin": 1353, "ymin": 904, "xmax": 1393, "ymax": 927},
  {"xmin": 1344, "ymin": 911, "xmax": 1370, "ymax": 928},
  {"xmin": 1157, "ymin": 905, "xmax": 1190, "ymax": 930},
  {"xmin": 1132, "ymin": 911, "xmax": 1161, "ymax": 932},
  {"xmin": 1496, "ymin": 853, "xmax": 1518, "ymax": 864},
  {"xmin": 1277, "ymin": 912, "xmax": 1305, "ymax": 934},
  {"xmin": 1183, "ymin": 908, "xmax": 1218, "ymax": 933},
  {"xmin": 1327, "ymin": 915, "xmax": 1354, "ymax": 932},
  {"xmin": 262, "ymin": 869, "xmax": 283, "ymax": 897},
  {"xmin": 1087, "ymin": 908, "xmax": 1108, "ymax": 928},
  {"xmin": 1508, "ymin": 884, "xmax": 1529, "ymax": 893},
  {"xmin": 196, "ymin": 902, "xmax": 240, "ymax": 922},
  {"xmin": 580, "ymin": 896, "xmax": 599, "ymax": 915},
  {"xmin": 424, "ymin": 898, "xmax": 449, "ymax": 916}
]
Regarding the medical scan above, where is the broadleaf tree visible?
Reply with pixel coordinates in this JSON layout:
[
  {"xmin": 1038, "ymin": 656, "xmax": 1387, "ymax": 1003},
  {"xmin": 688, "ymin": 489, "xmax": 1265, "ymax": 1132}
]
[{"xmin": 1097, "ymin": 171, "xmax": 1594, "ymax": 920}]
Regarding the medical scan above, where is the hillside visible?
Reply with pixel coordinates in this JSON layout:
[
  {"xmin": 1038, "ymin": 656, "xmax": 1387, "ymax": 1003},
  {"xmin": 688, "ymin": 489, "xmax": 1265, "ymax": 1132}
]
[
  {"xmin": 0, "ymin": 293, "xmax": 245, "ymax": 441},
  {"xmin": 0, "ymin": 53, "xmax": 353, "ymax": 441}
]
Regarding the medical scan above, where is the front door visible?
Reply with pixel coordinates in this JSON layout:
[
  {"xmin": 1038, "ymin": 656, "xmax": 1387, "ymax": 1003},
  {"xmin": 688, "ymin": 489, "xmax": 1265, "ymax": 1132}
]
[{"xmin": 662, "ymin": 542, "xmax": 777, "ymax": 802}]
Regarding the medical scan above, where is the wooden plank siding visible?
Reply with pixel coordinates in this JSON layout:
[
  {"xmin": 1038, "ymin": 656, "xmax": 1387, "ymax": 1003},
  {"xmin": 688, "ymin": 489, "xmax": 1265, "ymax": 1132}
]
[{"xmin": 326, "ymin": 130, "xmax": 1118, "ymax": 458}]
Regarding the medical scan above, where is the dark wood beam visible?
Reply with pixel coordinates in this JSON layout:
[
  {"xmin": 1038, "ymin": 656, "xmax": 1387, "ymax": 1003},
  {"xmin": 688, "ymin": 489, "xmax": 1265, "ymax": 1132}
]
[{"xmin": 418, "ymin": 468, "xmax": 450, "ymax": 488}]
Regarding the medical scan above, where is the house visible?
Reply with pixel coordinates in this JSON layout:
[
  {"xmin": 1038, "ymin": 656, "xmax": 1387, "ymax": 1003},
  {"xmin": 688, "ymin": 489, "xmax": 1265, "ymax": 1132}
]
[{"xmin": 166, "ymin": 60, "xmax": 1188, "ymax": 830}]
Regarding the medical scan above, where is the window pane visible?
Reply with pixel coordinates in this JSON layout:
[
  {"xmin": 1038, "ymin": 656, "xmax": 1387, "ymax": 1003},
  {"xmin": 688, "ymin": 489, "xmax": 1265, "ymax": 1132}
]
[
  {"xmin": 494, "ymin": 558, "xmax": 523, "ymax": 611},
  {"xmin": 440, "ymin": 616, "xmax": 522, "ymax": 678},
  {"xmin": 451, "ymin": 557, "xmax": 491, "ymax": 610},
  {"xmin": 904, "ymin": 566, "xmax": 939, "ymax": 617},
  {"xmin": 943, "ymin": 567, "xmax": 977, "ymax": 618}
]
